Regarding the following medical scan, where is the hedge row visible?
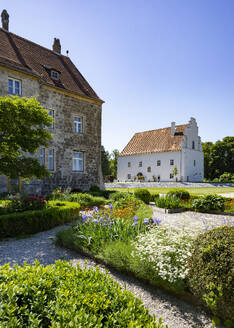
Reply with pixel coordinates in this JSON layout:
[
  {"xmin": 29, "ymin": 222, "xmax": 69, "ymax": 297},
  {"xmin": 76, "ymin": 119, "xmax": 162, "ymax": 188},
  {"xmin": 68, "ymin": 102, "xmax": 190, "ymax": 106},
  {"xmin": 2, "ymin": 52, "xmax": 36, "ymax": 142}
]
[
  {"xmin": 0, "ymin": 261, "xmax": 164, "ymax": 327},
  {"xmin": 0, "ymin": 201, "xmax": 80, "ymax": 238}
]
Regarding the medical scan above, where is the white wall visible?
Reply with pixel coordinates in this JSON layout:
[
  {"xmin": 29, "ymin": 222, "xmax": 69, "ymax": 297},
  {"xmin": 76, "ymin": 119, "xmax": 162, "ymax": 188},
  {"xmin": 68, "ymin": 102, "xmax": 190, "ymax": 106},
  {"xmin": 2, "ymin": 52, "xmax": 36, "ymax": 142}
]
[{"xmin": 117, "ymin": 152, "xmax": 181, "ymax": 182}]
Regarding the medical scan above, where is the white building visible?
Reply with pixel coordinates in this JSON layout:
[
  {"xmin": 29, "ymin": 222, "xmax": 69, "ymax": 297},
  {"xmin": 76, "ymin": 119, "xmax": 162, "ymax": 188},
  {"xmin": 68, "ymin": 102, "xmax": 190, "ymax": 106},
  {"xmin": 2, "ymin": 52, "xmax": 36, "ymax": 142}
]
[{"xmin": 117, "ymin": 118, "xmax": 204, "ymax": 182}]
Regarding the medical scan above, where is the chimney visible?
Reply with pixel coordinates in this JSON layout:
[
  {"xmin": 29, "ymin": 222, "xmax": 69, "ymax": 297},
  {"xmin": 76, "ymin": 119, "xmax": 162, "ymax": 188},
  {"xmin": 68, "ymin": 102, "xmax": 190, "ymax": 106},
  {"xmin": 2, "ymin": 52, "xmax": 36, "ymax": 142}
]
[
  {"xmin": 1, "ymin": 9, "xmax": 9, "ymax": 31},
  {"xmin": 171, "ymin": 121, "xmax": 175, "ymax": 136},
  {"xmin": 52, "ymin": 38, "xmax": 61, "ymax": 54}
]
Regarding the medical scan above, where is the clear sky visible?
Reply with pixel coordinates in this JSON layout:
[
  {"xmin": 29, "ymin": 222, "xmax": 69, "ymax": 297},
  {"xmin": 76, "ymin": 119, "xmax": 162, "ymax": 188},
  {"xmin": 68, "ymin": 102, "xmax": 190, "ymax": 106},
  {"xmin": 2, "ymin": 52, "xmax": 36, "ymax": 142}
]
[{"xmin": 2, "ymin": 0, "xmax": 234, "ymax": 153}]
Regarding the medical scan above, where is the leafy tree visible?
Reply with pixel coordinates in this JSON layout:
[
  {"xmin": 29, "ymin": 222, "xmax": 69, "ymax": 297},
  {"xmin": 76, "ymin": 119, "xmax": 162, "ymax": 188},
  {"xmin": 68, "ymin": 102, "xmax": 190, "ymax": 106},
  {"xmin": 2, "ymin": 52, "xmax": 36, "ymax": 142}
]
[
  {"xmin": 101, "ymin": 145, "xmax": 111, "ymax": 176},
  {"xmin": 0, "ymin": 96, "xmax": 53, "ymax": 179},
  {"xmin": 172, "ymin": 165, "xmax": 178, "ymax": 179},
  {"xmin": 202, "ymin": 137, "xmax": 234, "ymax": 180},
  {"xmin": 110, "ymin": 149, "xmax": 120, "ymax": 178}
]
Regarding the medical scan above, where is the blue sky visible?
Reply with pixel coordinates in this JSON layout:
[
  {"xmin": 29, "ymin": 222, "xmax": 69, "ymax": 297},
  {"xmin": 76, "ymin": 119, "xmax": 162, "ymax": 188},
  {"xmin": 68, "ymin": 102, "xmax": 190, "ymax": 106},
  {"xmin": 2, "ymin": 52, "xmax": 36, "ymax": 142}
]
[{"xmin": 2, "ymin": 0, "xmax": 234, "ymax": 152}]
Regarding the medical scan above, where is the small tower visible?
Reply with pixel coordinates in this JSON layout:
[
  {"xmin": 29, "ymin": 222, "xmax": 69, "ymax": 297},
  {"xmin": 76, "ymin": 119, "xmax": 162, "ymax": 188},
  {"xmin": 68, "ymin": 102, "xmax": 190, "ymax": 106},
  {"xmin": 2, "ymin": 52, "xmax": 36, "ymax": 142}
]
[{"xmin": 1, "ymin": 9, "xmax": 9, "ymax": 31}]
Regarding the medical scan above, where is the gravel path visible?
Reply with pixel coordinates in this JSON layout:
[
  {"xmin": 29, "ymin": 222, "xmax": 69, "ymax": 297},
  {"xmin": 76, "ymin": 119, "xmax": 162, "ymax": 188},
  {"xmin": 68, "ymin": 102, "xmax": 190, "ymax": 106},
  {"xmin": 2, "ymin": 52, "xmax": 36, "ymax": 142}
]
[
  {"xmin": 0, "ymin": 221, "xmax": 216, "ymax": 328},
  {"xmin": 152, "ymin": 207, "xmax": 234, "ymax": 234}
]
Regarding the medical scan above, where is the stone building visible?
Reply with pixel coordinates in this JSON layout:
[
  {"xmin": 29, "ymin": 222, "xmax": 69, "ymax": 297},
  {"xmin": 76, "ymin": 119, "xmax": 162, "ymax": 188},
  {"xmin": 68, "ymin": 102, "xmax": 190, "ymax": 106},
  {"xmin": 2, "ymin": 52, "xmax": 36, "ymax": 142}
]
[
  {"xmin": 0, "ymin": 10, "xmax": 104, "ymax": 193},
  {"xmin": 118, "ymin": 118, "xmax": 204, "ymax": 182}
]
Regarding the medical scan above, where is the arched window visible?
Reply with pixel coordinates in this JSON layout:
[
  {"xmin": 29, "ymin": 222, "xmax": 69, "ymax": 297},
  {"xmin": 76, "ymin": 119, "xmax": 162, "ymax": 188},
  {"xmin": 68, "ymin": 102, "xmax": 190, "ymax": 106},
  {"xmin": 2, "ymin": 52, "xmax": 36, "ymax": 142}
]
[{"xmin": 147, "ymin": 166, "xmax": 151, "ymax": 172}]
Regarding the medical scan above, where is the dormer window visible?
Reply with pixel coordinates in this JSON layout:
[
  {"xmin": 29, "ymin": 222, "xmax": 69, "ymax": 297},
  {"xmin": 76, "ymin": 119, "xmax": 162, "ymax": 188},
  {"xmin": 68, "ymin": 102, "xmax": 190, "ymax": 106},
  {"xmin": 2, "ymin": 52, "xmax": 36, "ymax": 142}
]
[{"xmin": 51, "ymin": 70, "xmax": 59, "ymax": 80}]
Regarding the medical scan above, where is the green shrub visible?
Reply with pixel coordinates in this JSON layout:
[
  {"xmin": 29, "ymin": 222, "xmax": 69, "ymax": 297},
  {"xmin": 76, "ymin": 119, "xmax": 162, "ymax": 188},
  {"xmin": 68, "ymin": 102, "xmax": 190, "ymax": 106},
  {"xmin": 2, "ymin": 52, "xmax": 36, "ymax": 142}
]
[
  {"xmin": 155, "ymin": 196, "xmax": 182, "ymax": 209},
  {"xmin": 67, "ymin": 193, "xmax": 106, "ymax": 207},
  {"xmin": 219, "ymin": 172, "xmax": 234, "ymax": 183},
  {"xmin": 166, "ymin": 189, "xmax": 190, "ymax": 200},
  {"xmin": 89, "ymin": 185, "xmax": 101, "ymax": 192},
  {"xmin": 191, "ymin": 194, "xmax": 225, "ymax": 212},
  {"xmin": 187, "ymin": 226, "xmax": 234, "ymax": 324},
  {"xmin": 134, "ymin": 189, "xmax": 151, "ymax": 204},
  {"xmin": 7, "ymin": 194, "xmax": 47, "ymax": 212},
  {"xmin": 0, "ymin": 201, "xmax": 80, "ymax": 238},
  {"xmin": 110, "ymin": 191, "xmax": 133, "ymax": 201},
  {"xmin": 0, "ymin": 261, "xmax": 165, "ymax": 328}
]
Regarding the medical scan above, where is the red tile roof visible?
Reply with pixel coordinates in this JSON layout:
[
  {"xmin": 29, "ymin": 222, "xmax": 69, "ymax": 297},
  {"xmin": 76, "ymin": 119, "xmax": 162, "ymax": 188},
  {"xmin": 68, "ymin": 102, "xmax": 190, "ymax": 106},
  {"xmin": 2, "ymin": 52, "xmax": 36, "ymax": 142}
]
[
  {"xmin": 0, "ymin": 28, "xmax": 102, "ymax": 102},
  {"xmin": 120, "ymin": 124, "xmax": 187, "ymax": 156}
]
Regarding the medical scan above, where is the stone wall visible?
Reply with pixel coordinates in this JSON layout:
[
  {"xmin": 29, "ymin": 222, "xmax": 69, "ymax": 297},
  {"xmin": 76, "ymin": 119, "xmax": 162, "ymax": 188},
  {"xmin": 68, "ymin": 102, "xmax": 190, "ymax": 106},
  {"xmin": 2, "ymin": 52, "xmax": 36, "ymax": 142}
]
[{"xmin": 0, "ymin": 66, "xmax": 103, "ymax": 194}]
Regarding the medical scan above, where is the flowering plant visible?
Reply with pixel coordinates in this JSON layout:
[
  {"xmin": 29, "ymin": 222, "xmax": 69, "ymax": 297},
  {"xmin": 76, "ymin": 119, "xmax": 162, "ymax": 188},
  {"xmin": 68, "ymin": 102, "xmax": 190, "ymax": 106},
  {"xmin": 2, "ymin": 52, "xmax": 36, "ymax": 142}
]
[
  {"xmin": 132, "ymin": 225, "xmax": 194, "ymax": 286},
  {"xmin": 8, "ymin": 194, "xmax": 47, "ymax": 212}
]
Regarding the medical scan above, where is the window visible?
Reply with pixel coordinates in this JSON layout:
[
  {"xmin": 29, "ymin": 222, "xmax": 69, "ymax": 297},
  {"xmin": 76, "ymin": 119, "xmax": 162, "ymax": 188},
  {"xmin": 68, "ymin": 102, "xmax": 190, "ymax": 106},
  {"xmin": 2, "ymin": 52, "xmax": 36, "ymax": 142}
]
[
  {"xmin": 8, "ymin": 78, "xmax": 21, "ymax": 95},
  {"xmin": 48, "ymin": 149, "xmax": 54, "ymax": 171},
  {"xmin": 51, "ymin": 70, "xmax": 59, "ymax": 79},
  {"xmin": 49, "ymin": 109, "xmax": 54, "ymax": 129},
  {"xmin": 194, "ymin": 160, "xmax": 196, "ymax": 166},
  {"xmin": 192, "ymin": 141, "xmax": 195, "ymax": 149},
  {"xmin": 147, "ymin": 166, "xmax": 151, "ymax": 172},
  {"xmin": 128, "ymin": 162, "xmax": 131, "ymax": 167},
  {"xmin": 170, "ymin": 159, "xmax": 174, "ymax": 165},
  {"xmin": 39, "ymin": 148, "xmax": 45, "ymax": 166},
  {"xmin": 73, "ymin": 152, "xmax": 84, "ymax": 171},
  {"xmin": 157, "ymin": 160, "xmax": 161, "ymax": 166},
  {"xmin": 170, "ymin": 173, "xmax": 174, "ymax": 179},
  {"xmin": 127, "ymin": 174, "xmax": 131, "ymax": 179},
  {"xmin": 139, "ymin": 161, "xmax": 142, "ymax": 167},
  {"xmin": 74, "ymin": 117, "xmax": 83, "ymax": 133}
]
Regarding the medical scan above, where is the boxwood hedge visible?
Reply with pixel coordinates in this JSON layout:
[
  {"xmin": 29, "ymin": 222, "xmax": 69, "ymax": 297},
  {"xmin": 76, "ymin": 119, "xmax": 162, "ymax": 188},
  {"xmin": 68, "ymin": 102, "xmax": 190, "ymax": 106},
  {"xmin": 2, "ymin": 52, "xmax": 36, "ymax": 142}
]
[
  {"xmin": 0, "ymin": 261, "xmax": 165, "ymax": 327},
  {"xmin": 0, "ymin": 201, "xmax": 80, "ymax": 238}
]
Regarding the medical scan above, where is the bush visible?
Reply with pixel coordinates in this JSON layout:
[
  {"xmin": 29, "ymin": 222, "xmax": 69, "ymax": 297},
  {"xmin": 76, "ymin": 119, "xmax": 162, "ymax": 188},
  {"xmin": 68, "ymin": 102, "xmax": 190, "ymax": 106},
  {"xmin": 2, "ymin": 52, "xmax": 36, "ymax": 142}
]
[
  {"xmin": 219, "ymin": 172, "xmax": 234, "ymax": 183},
  {"xmin": 155, "ymin": 196, "xmax": 182, "ymax": 209},
  {"xmin": 187, "ymin": 226, "xmax": 234, "ymax": 324},
  {"xmin": 89, "ymin": 185, "xmax": 101, "ymax": 192},
  {"xmin": 0, "ymin": 201, "xmax": 80, "ymax": 238},
  {"xmin": 134, "ymin": 189, "xmax": 151, "ymax": 204},
  {"xmin": 64, "ymin": 193, "xmax": 106, "ymax": 207},
  {"xmin": 166, "ymin": 189, "xmax": 190, "ymax": 200},
  {"xmin": 0, "ymin": 261, "xmax": 164, "ymax": 327},
  {"xmin": 110, "ymin": 191, "xmax": 133, "ymax": 201},
  {"xmin": 7, "ymin": 194, "xmax": 47, "ymax": 212},
  {"xmin": 191, "ymin": 194, "xmax": 225, "ymax": 212}
]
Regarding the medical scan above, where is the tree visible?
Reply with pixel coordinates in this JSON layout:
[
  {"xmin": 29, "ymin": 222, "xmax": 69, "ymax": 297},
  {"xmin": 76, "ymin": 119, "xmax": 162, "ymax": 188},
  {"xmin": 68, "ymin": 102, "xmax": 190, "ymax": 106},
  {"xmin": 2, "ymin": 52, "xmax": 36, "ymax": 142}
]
[
  {"xmin": 101, "ymin": 145, "xmax": 111, "ymax": 177},
  {"xmin": 172, "ymin": 165, "xmax": 178, "ymax": 179},
  {"xmin": 202, "ymin": 137, "xmax": 234, "ymax": 180},
  {"xmin": 0, "ymin": 96, "xmax": 53, "ymax": 179},
  {"xmin": 110, "ymin": 149, "xmax": 120, "ymax": 178}
]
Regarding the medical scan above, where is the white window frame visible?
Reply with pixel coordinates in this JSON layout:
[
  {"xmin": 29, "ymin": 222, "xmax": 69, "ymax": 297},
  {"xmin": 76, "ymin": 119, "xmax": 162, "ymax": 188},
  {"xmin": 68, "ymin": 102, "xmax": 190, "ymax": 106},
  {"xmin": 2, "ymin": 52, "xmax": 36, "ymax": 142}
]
[
  {"xmin": 39, "ymin": 148, "xmax": 45, "ymax": 166},
  {"xmin": 73, "ymin": 152, "xmax": 84, "ymax": 172},
  {"xmin": 139, "ymin": 161, "xmax": 142, "ymax": 167},
  {"xmin": 48, "ymin": 109, "xmax": 55, "ymax": 129},
  {"xmin": 170, "ymin": 173, "xmax": 174, "ymax": 179},
  {"xmin": 147, "ymin": 166, "xmax": 151, "ymax": 172},
  {"xmin": 74, "ymin": 116, "xmax": 83, "ymax": 133},
  {"xmin": 48, "ymin": 149, "xmax": 54, "ymax": 171},
  {"xmin": 127, "ymin": 174, "xmax": 131, "ymax": 179},
  {"xmin": 157, "ymin": 160, "xmax": 161, "ymax": 166},
  {"xmin": 8, "ymin": 78, "xmax": 21, "ymax": 95},
  {"xmin": 128, "ymin": 162, "xmax": 131, "ymax": 167},
  {"xmin": 170, "ymin": 159, "xmax": 174, "ymax": 165}
]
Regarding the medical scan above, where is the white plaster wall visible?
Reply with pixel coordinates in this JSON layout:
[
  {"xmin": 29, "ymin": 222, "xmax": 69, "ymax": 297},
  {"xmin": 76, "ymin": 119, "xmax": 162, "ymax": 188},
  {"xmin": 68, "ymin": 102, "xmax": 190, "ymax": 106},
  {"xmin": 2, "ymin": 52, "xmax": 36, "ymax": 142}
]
[
  {"xmin": 182, "ymin": 149, "xmax": 204, "ymax": 182},
  {"xmin": 117, "ymin": 152, "xmax": 181, "ymax": 182}
]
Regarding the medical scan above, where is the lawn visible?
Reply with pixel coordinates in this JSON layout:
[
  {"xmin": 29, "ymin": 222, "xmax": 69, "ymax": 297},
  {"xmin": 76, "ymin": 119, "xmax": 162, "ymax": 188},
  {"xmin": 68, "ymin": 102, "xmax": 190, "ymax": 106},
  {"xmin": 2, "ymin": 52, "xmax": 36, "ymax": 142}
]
[{"xmin": 107, "ymin": 186, "xmax": 234, "ymax": 195}]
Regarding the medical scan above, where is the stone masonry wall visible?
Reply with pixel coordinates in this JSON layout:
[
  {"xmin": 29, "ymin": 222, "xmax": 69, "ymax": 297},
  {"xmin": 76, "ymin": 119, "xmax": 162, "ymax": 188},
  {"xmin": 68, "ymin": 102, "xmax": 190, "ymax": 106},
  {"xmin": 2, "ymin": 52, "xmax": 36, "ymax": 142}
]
[{"xmin": 0, "ymin": 67, "xmax": 103, "ymax": 194}]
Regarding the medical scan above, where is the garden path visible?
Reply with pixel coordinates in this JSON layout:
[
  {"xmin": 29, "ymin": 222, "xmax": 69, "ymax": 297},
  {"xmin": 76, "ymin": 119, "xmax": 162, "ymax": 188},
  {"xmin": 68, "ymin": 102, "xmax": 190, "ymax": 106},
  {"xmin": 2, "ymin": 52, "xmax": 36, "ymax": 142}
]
[
  {"xmin": 0, "ymin": 222, "xmax": 216, "ymax": 328},
  {"xmin": 152, "ymin": 206, "xmax": 234, "ymax": 234}
]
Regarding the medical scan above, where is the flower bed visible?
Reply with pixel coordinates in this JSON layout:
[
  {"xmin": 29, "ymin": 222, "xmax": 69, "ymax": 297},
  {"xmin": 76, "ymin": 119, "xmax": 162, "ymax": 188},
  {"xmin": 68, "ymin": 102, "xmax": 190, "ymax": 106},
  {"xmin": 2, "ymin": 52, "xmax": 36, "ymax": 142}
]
[{"xmin": 0, "ymin": 201, "xmax": 80, "ymax": 238}]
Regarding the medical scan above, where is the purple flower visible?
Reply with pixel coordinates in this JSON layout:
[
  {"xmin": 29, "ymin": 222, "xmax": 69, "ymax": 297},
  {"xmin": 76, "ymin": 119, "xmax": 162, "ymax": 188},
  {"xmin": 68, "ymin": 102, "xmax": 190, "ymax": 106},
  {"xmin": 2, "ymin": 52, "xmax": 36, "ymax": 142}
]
[
  {"xmin": 82, "ymin": 215, "xmax": 87, "ymax": 222},
  {"xmin": 143, "ymin": 218, "xmax": 149, "ymax": 224},
  {"xmin": 110, "ymin": 222, "xmax": 114, "ymax": 225},
  {"xmin": 133, "ymin": 216, "xmax": 138, "ymax": 222},
  {"xmin": 93, "ymin": 219, "xmax": 98, "ymax": 224},
  {"xmin": 99, "ymin": 217, "xmax": 104, "ymax": 222},
  {"xmin": 94, "ymin": 206, "xmax": 99, "ymax": 213},
  {"xmin": 153, "ymin": 217, "xmax": 161, "ymax": 224},
  {"xmin": 109, "ymin": 204, "xmax": 113, "ymax": 210},
  {"xmin": 132, "ymin": 222, "xmax": 138, "ymax": 226},
  {"xmin": 88, "ymin": 214, "xmax": 93, "ymax": 219}
]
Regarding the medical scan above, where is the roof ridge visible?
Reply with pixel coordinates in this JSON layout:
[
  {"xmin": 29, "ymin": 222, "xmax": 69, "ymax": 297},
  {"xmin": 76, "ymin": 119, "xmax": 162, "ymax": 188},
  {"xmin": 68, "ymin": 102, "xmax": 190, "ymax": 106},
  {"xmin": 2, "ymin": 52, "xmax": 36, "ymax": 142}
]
[
  {"xmin": 134, "ymin": 124, "xmax": 188, "ymax": 135},
  {"xmin": 0, "ymin": 28, "xmax": 68, "ymax": 59}
]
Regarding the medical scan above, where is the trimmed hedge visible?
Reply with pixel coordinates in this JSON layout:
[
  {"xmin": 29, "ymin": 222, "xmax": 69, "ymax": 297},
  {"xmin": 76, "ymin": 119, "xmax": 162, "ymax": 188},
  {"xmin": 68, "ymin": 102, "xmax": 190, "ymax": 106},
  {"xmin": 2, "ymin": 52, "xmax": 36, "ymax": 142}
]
[
  {"xmin": 166, "ymin": 189, "xmax": 190, "ymax": 200},
  {"xmin": 0, "ymin": 201, "xmax": 80, "ymax": 238},
  {"xmin": 0, "ymin": 261, "xmax": 165, "ymax": 327},
  {"xmin": 187, "ymin": 226, "xmax": 234, "ymax": 325},
  {"xmin": 134, "ymin": 189, "xmax": 151, "ymax": 204},
  {"xmin": 191, "ymin": 194, "xmax": 226, "ymax": 212}
]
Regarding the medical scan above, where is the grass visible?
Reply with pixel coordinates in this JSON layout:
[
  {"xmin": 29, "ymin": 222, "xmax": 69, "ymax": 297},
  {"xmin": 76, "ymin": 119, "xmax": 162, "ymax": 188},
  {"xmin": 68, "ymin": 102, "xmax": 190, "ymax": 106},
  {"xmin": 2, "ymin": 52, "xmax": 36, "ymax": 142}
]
[{"xmin": 107, "ymin": 187, "xmax": 234, "ymax": 195}]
